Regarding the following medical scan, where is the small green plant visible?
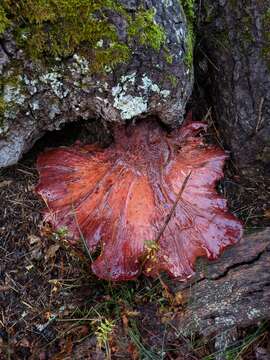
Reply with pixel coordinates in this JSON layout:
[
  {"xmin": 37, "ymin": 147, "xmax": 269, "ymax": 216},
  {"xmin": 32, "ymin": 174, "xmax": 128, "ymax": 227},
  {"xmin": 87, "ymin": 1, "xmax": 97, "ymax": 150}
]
[
  {"xmin": 95, "ymin": 318, "xmax": 115, "ymax": 358},
  {"xmin": 53, "ymin": 226, "xmax": 69, "ymax": 240},
  {"xmin": 128, "ymin": 319, "xmax": 161, "ymax": 360},
  {"xmin": 143, "ymin": 240, "xmax": 159, "ymax": 274}
]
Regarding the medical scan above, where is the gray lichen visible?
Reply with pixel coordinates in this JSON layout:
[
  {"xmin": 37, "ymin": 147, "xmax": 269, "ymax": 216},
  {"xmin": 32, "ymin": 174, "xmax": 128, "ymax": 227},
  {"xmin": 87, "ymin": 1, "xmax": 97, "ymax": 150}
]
[
  {"xmin": 112, "ymin": 72, "xmax": 171, "ymax": 119},
  {"xmin": 39, "ymin": 71, "xmax": 69, "ymax": 99}
]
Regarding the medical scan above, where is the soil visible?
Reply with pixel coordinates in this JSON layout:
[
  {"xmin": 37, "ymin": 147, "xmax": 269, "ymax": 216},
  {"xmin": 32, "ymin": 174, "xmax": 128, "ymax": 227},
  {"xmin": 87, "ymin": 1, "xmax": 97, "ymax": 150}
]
[{"xmin": 0, "ymin": 116, "xmax": 270, "ymax": 360}]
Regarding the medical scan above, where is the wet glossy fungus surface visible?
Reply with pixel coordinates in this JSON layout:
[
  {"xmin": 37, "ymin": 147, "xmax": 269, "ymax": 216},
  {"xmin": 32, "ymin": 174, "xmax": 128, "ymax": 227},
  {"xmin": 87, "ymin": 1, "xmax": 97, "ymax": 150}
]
[{"xmin": 36, "ymin": 118, "xmax": 243, "ymax": 281}]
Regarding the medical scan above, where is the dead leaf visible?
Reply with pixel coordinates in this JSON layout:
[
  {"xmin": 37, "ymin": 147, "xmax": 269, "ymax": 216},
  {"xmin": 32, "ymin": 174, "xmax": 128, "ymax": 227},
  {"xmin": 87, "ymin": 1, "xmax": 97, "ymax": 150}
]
[
  {"xmin": 45, "ymin": 244, "xmax": 60, "ymax": 260},
  {"xmin": 122, "ymin": 314, "xmax": 129, "ymax": 334},
  {"xmin": 128, "ymin": 343, "xmax": 140, "ymax": 360},
  {"xmin": 0, "ymin": 285, "xmax": 10, "ymax": 292},
  {"xmin": 17, "ymin": 337, "xmax": 30, "ymax": 348},
  {"xmin": 28, "ymin": 235, "xmax": 41, "ymax": 245},
  {"xmin": 0, "ymin": 180, "xmax": 13, "ymax": 188}
]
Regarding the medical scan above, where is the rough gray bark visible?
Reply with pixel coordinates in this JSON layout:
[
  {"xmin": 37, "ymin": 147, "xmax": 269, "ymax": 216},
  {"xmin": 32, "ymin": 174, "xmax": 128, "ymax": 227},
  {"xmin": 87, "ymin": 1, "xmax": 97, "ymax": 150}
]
[
  {"xmin": 0, "ymin": 0, "xmax": 193, "ymax": 168},
  {"xmin": 200, "ymin": 0, "xmax": 270, "ymax": 181},
  {"xmin": 171, "ymin": 228, "xmax": 270, "ymax": 337}
]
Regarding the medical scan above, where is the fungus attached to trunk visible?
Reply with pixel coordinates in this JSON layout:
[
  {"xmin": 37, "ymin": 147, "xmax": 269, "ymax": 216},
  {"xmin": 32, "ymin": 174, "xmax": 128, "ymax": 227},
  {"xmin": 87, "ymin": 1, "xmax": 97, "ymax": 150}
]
[{"xmin": 36, "ymin": 117, "xmax": 243, "ymax": 281}]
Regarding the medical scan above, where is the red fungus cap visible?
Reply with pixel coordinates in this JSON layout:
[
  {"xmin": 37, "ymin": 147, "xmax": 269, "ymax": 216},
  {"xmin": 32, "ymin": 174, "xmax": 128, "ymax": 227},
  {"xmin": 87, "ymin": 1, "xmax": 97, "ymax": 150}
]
[{"xmin": 36, "ymin": 118, "xmax": 243, "ymax": 281}]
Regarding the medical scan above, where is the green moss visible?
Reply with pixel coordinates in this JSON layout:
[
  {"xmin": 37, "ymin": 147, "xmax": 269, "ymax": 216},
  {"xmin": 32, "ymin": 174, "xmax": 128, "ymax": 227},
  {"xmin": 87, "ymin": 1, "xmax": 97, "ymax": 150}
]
[
  {"xmin": 92, "ymin": 43, "xmax": 131, "ymax": 73},
  {"xmin": 166, "ymin": 74, "xmax": 178, "ymax": 87},
  {"xmin": 1, "ymin": 1, "xmax": 167, "ymax": 73},
  {"xmin": 164, "ymin": 48, "xmax": 174, "ymax": 64},
  {"xmin": 209, "ymin": 4, "xmax": 254, "ymax": 54},
  {"xmin": 262, "ymin": 8, "xmax": 270, "ymax": 69},
  {"xmin": 203, "ymin": 3, "xmax": 216, "ymax": 24},
  {"xmin": 4, "ymin": 0, "xmax": 125, "ymax": 61},
  {"xmin": 1, "ymin": 77, "xmax": 6, "ymax": 125},
  {"xmin": 182, "ymin": 0, "xmax": 195, "ymax": 23},
  {"xmin": 128, "ymin": 9, "xmax": 166, "ymax": 50},
  {"xmin": 184, "ymin": 26, "xmax": 194, "ymax": 68},
  {"xmin": 241, "ymin": 16, "xmax": 253, "ymax": 44},
  {"xmin": 0, "ymin": 5, "xmax": 10, "ymax": 34},
  {"xmin": 228, "ymin": 0, "xmax": 237, "ymax": 7},
  {"xmin": 181, "ymin": 0, "xmax": 196, "ymax": 68},
  {"xmin": 229, "ymin": 3, "xmax": 261, "ymax": 50},
  {"xmin": 0, "ymin": 96, "xmax": 6, "ymax": 128},
  {"xmin": 214, "ymin": 31, "xmax": 230, "ymax": 50}
]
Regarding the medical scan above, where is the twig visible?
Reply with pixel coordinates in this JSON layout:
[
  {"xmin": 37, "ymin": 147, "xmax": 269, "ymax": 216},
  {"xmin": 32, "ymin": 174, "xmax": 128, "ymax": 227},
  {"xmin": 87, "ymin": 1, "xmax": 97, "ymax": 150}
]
[
  {"xmin": 203, "ymin": 107, "xmax": 212, "ymax": 122},
  {"xmin": 155, "ymin": 171, "xmax": 192, "ymax": 243},
  {"xmin": 256, "ymin": 97, "xmax": 265, "ymax": 132},
  {"xmin": 140, "ymin": 172, "xmax": 192, "ymax": 276},
  {"xmin": 71, "ymin": 204, "xmax": 93, "ymax": 263},
  {"xmin": 198, "ymin": 47, "xmax": 219, "ymax": 71}
]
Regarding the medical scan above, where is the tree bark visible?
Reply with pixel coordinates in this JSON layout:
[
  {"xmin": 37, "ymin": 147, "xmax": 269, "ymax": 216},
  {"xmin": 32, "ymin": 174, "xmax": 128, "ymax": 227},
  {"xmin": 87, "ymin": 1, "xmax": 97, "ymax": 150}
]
[
  {"xmin": 0, "ymin": 0, "xmax": 193, "ymax": 168},
  {"xmin": 200, "ymin": 0, "xmax": 270, "ymax": 182},
  {"xmin": 171, "ymin": 228, "xmax": 270, "ymax": 337}
]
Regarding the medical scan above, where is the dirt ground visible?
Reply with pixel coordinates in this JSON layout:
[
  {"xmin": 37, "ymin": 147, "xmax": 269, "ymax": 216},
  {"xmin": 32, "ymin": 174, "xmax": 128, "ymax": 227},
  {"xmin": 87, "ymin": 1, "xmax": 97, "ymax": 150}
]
[{"xmin": 0, "ymin": 116, "xmax": 270, "ymax": 360}]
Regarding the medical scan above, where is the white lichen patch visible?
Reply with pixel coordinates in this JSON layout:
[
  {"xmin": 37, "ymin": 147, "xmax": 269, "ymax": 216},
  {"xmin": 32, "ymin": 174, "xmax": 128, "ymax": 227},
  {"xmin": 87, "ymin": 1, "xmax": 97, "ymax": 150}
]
[
  {"xmin": 23, "ymin": 75, "xmax": 38, "ymax": 95},
  {"xmin": 247, "ymin": 308, "xmax": 261, "ymax": 320},
  {"xmin": 112, "ymin": 72, "xmax": 147, "ymax": 119},
  {"xmin": 114, "ymin": 94, "xmax": 147, "ymax": 120},
  {"xmin": 104, "ymin": 65, "xmax": 112, "ymax": 73},
  {"xmin": 160, "ymin": 89, "xmax": 171, "ymax": 98},
  {"xmin": 112, "ymin": 83, "xmax": 122, "ymax": 97},
  {"xmin": 140, "ymin": 75, "xmax": 160, "ymax": 93},
  {"xmin": 48, "ymin": 104, "xmax": 61, "ymax": 120},
  {"xmin": 39, "ymin": 71, "xmax": 69, "ymax": 99},
  {"xmin": 215, "ymin": 316, "xmax": 236, "ymax": 327},
  {"xmin": 3, "ymin": 83, "xmax": 26, "ymax": 106},
  {"xmin": 31, "ymin": 100, "xmax": 40, "ymax": 111},
  {"xmin": 120, "ymin": 72, "xmax": 136, "ymax": 88},
  {"xmin": 162, "ymin": 0, "xmax": 173, "ymax": 7},
  {"xmin": 112, "ymin": 72, "xmax": 137, "ymax": 96},
  {"xmin": 96, "ymin": 39, "xmax": 104, "ymax": 48},
  {"xmin": 70, "ymin": 54, "xmax": 89, "ymax": 75},
  {"xmin": 112, "ymin": 72, "xmax": 170, "ymax": 120},
  {"xmin": 2, "ymin": 79, "xmax": 26, "ymax": 121},
  {"xmin": 96, "ymin": 80, "xmax": 110, "ymax": 94},
  {"xmin": 0, "ymin": 121, "xmax": 9, "ymax": 135},
  {"xmin": 139, "ymin": 74, "xmax": 171, "ymax": 98},
  {"xmin": 175, "ymin": 27, "xmax": 185, "ymax": 43}
]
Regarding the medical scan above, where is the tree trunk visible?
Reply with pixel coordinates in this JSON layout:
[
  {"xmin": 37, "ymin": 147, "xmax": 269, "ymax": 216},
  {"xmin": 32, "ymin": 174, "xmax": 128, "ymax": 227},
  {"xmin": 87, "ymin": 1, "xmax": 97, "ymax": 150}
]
[
  {"xmin": 200, "ymin": 0, "xmax": 270, "ymax": 182},
  {"xmin": 171, "ymin": 228, "xmax": 270, "ymax": 337}
]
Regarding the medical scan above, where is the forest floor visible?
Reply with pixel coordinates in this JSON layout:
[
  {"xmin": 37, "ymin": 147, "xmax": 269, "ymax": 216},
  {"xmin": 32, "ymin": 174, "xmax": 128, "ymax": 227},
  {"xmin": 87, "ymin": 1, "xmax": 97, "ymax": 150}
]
[{"xmin": 0, "ymin": 114, "xmax": 270, "ymax": 360}]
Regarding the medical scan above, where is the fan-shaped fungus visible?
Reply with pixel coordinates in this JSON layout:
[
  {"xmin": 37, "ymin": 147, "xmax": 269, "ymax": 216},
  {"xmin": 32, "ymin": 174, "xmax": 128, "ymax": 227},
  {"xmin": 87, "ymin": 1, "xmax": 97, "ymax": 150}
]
[{"xmin": 36, "ymin": 118, "xmax": 243, "ymax": 281}]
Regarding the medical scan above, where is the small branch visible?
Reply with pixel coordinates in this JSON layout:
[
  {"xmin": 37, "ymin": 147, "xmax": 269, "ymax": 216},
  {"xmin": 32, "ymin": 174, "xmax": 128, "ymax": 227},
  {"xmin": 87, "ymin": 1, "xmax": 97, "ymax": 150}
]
[
  {"xmin": 256, "ymin": 97, "xmax": 265, "ymax": 132},
  {"xmin": 71, "ymin": 204, "xmax": 93, "ymax": 263},
  {"xmin": 140, "ymin": 172, "xmax": 192, "ymax": 274},
  {"xmin": 155, "ymin": 171, "xmax": 192, "ymax": 243}
]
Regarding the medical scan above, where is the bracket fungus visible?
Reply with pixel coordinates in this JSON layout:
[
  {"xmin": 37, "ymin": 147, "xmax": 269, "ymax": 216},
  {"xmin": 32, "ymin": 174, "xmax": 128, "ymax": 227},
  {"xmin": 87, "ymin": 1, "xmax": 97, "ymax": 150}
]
[{"xmin": 36, "ymin": 117, "xmax": 243, "ymax": 281}]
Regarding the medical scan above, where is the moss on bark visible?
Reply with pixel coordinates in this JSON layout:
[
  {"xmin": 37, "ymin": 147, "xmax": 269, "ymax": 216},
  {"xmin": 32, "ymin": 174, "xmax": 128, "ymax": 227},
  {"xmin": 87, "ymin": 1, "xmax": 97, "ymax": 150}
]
[
  {"xmin": 262, "ymin": 8, "xmax": 270, "ymax": 69},
  {"xmin": 0, "ymin": 1, "xmax": 166, "ymax": 70},
  {"xmin": 181, "ymin": 0, "xmax": 195, "ymax": 68}
]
